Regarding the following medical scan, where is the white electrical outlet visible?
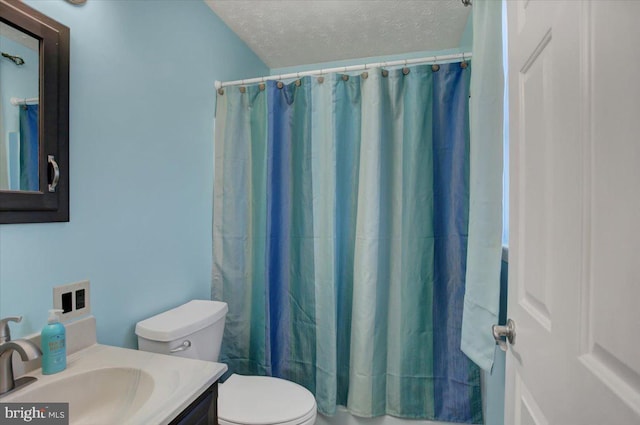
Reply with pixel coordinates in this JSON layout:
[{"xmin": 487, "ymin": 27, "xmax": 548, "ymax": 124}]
[{"xmin": 53, "ymin": 280, "xmax": 91, "ymax": 322}]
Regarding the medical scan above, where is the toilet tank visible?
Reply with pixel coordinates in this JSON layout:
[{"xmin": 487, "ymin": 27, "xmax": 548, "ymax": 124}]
[{"xmin": 135, "ymin": 300, "xmax": 228, "ymax": 362}]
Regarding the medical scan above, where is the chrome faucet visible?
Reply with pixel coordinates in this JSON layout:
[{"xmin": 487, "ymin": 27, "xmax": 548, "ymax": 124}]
[{"xmin": 0, "ymin": 316, "xmax": 42, "ymax": 395}]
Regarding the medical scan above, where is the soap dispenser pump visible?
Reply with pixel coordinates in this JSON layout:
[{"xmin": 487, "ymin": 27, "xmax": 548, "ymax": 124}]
[{"xmin": 41, "ymin": 309, "xmax": 66, "ymax": 375}]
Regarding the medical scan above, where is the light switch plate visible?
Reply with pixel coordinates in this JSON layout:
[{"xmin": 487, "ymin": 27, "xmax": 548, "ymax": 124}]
[{"xmin": 53, "ymin": 280, "xmax": 91, "ymax": 321}]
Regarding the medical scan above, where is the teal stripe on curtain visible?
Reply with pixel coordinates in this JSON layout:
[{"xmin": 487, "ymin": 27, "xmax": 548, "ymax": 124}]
[
  {"xmin": 212, "ymin": 84, "xmax": 270, "ymax": 376},
  {"xmin": 332, "ymin": 75, "xmax": 361, "ymax": 410},
  {"xmin": 310, "ymin": 74, "xmax": 340, "ymax": 413},
  {"xmin": 213, "ymin": 63, "xmax": 482, "ymax": 424},
  {"xmin": 349, "ymin": 65, "xmax": 439, "ymax": 418}
]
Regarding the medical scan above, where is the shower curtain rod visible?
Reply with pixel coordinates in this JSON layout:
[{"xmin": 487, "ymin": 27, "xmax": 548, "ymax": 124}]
[
  {"xmin": 10, "ymin": 97, "xmax": 38, "ymax": 106},
  {"xmin": 215, "ymin": 52, "xmax": 472, "ymax": 89}
]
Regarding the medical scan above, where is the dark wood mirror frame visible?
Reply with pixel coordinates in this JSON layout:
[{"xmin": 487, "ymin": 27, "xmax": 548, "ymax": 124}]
[{"xmin": 0, "ymin": 0, "xmax": 69, "ymax": 224}]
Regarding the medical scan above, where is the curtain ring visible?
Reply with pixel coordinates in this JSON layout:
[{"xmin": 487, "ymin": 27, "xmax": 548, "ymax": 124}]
[
  {"xmin": 258, "ymin": 83, "xmax": 265, "ymax": 91},
  {"xmin": 217, "ymin": 88, "xmax": 224, "ymax": 95},
  {"xmin": 317, "ymin": 76, "xmax": 324, "ymax": 84},
  {"xmin": 361, "ymin": 71, "xmax": 368, "ymax": 79},
  {"xmin": 239, "ymin": 86, "xmax": 246, "ymax": 94},
  {"xmin": 277, "ymin": 81, "xmax": 284, "ymax": 89},
  {"xmin": 461, "ymin": 52, "xmax": 468, "ymax": 69}
]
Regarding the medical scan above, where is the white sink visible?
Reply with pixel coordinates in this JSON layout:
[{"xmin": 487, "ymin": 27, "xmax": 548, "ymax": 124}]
[
  {"xmin": 10, "ymin": 367, "xmax": 154, "ymax": 423},
  {"xmin": 1, "ymin": 344, "xmax": 227, "ymax": 425}
]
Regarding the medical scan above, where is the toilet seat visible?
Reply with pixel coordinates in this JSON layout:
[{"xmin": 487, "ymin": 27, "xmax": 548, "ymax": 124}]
[{"xmin": 218, "ymin": 374, "xmax": 317, "ymax": 425}]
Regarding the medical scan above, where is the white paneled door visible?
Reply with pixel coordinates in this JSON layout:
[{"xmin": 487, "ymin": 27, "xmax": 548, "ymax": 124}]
[{"xmin": 506, "ymin": 1, "xmax": 640, "ymax": 424}]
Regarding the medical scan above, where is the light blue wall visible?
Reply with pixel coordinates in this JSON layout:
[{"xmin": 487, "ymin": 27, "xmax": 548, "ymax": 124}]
[{"xmin": 0, "ymin": 0, "xmax": 268, "ymax": 348}]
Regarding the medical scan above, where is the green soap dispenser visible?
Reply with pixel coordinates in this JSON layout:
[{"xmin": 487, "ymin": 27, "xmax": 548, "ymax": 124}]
[{"xmin": 41, "ymin": 309, "xmax": 66, "ymax": 374}]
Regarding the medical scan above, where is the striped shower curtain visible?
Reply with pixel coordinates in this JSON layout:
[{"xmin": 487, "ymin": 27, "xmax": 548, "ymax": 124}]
[{"xmin": 212, "ymin": 62, "xmax": 482, "ymax": 424}]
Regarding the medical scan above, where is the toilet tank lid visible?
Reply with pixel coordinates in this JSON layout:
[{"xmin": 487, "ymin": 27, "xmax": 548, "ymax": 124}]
[{"xmin": 135, "ymin": 300, "xmax": 228, "ymax": 342}]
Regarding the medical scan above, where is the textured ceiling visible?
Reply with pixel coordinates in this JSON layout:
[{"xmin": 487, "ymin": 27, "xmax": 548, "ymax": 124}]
[{"xmin": 205, "ymin": 0, "xmax": 470, "ymax": 69}]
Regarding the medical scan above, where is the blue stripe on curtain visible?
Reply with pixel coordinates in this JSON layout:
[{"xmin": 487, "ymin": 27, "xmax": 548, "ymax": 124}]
[
  {"xmin": 266, "ymin": 80, "xmax": 318, "ymax": 388},
  {"xmin": 19, "ymin": 104, "xmax": 39, "ymax": 191},
  {"xmin": 213, "ymin": 62, "xmax": 482, "ymax": 424},
  {"xmin": 266, "ymin": 81, "xmax": 294, "ymax": 378},
  {"xmin": 432, "ymin": 64, "xmax": 482, "ymax": 421}
]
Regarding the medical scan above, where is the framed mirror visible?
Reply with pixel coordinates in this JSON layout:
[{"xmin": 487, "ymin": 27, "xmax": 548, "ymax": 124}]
[{"xmin": 0, "ymin": 0, "xmax": 69, "ymax": 224}]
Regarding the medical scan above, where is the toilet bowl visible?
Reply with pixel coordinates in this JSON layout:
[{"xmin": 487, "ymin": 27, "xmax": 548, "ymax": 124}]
[
  {"xmin": 135, "ymin": 300, "xmax": 317, "ymax": 425},
  {"xmin": 218, "ymin": 374, "xmax": 317, "ymax": 425}
]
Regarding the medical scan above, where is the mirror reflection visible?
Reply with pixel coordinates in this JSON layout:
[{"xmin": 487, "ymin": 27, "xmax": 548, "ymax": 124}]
[{"xmin": 0, "ymin": 21, "xmax": 39, "ymax": 192}]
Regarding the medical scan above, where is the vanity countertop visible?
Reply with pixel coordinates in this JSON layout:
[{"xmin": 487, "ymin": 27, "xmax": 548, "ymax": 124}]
[{"xmin": 1, "ymin": 343, "xmax": 227, "ymax": 425}]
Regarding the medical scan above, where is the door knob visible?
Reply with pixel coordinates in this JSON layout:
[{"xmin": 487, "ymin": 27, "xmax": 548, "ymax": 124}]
[{"xmin": 492, "ymin": 318, "xmax": 516, "ymax": 352}]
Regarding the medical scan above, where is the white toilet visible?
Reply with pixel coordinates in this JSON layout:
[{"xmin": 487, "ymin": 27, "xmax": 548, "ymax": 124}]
[{"xmin": 135, "ymin": 300, "xmax": 317, "ymax": 425}]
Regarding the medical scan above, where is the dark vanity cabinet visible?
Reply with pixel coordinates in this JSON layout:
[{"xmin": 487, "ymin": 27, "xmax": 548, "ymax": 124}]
[{"xmin": 169, "ymin": 382, "xmax": 219, "ymax": 425}]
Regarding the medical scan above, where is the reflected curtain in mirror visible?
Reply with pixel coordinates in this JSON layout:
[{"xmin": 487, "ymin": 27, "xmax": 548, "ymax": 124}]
[
  {"xmin": 19, "ymin": 104, "xmax": 38, "ymax": 191},
  {"xmin": 0, "ymin": 19, "xmax": 39, "ymax": 192}
]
